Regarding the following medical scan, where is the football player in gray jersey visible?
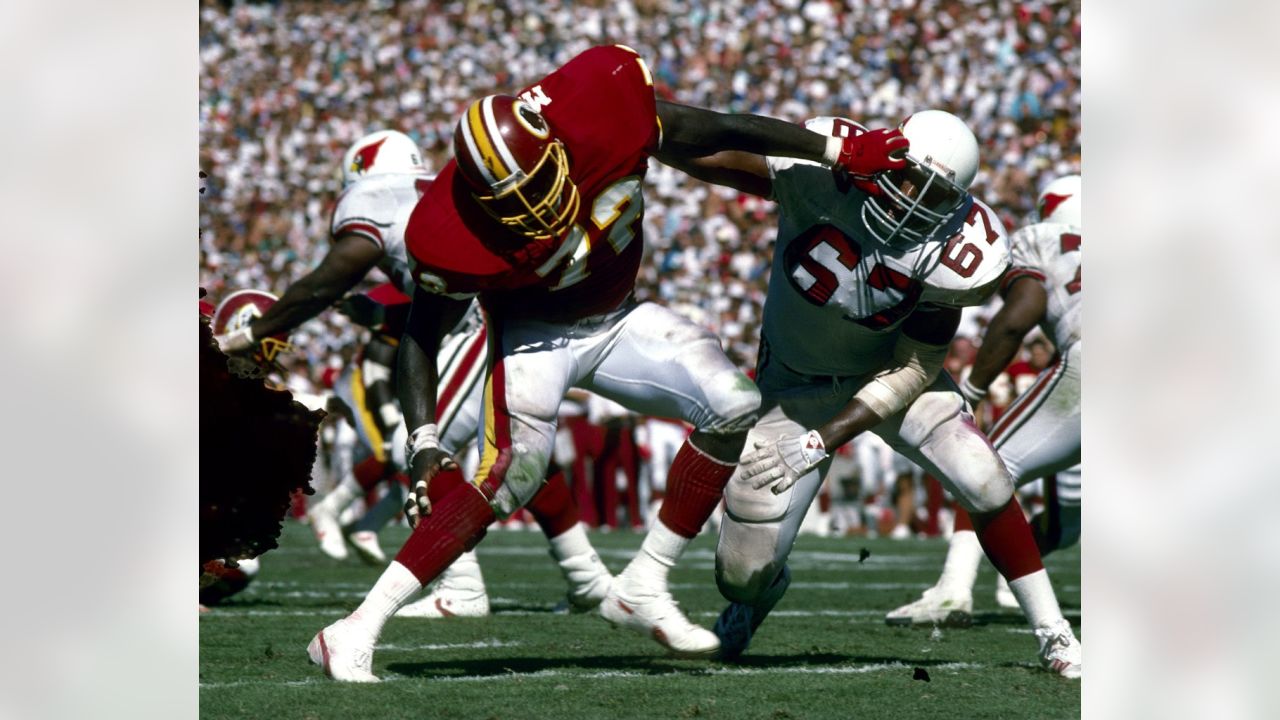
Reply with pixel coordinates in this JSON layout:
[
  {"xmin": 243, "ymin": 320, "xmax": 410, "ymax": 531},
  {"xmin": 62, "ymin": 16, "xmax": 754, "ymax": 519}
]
[{"xmin": 665, "ymin": 111, "xmax": 1081, "ymax": 678}]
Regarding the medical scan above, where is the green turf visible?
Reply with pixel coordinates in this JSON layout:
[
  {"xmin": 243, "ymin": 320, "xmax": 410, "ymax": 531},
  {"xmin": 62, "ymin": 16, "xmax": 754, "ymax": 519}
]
[{"xmin": 200, "ymin": 523, "xmax": 1080, "ymax": 719}]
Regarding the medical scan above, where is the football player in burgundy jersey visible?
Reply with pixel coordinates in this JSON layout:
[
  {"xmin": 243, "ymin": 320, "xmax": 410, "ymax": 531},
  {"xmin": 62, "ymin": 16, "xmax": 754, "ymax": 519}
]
[
  {"xmin": 661, "ymin": 112, "xmax": 1081, "ymax": 678},
  {"xmin": 307, "ymin": 44, "xmax": 909, "ymax": 682},
  {"xmin": 217, "ymin": 131, "xmax": 615, "ymax": 617},
  {"xmin": 888, "ymin": 175, "xmax": 1082, "ymax": 630}
]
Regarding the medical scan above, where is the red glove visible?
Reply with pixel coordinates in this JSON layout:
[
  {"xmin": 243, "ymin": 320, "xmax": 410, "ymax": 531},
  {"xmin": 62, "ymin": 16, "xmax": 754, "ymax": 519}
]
[{"xmin": 831, "ymin": 128, "xmax": 909, "ymax": 178}]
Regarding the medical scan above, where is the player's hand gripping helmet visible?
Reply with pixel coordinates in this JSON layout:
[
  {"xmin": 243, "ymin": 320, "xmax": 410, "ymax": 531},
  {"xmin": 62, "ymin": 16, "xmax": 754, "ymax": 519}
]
[
  {"xmin": 861, "ymin": 110, "xmax": 979, "ymax": 249},
  {"xmin": 211, "ymin": 290, "xmax": 293, "ymax": 377},
  {"xmin": 452, "ymin": 94, "xmax": 581, "ymax": 241},
  {"xmin": 342, "ymin": 130, "xmax": 428, "ymax": 186},
  {"xmin": 1037, "ymin": 174, "xmax": 1081, "ymax": 226}
]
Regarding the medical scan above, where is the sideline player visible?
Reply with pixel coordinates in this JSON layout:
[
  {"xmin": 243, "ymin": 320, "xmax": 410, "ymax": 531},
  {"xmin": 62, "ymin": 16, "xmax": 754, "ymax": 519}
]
[
  {"xmin": 887, "ymin": 175, "xmax": 1082, "ymax": 625},
  {"xmin": 666, "ymin": 112, "xmax": 1081, "ymax": 678},
  {"xmin": 216, "ymin": 131, "xmax": 612, "ymax": 614},
  {"xmin": 306, "ymin": 44, "xmax": 909, "ymax": 682}
]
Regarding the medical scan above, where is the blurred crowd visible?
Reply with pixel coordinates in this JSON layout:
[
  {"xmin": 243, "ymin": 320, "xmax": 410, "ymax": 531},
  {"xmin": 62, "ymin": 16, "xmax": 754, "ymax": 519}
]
[{"xmin": 200, "ymin": 0, "xmax": 1080, "ymax": 532}]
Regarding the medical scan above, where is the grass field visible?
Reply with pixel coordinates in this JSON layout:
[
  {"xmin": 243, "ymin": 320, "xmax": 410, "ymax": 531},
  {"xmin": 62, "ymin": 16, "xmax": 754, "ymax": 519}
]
[{"xmin": 200, "ymin": 522, "xmax": 1081, "ymax": 719}]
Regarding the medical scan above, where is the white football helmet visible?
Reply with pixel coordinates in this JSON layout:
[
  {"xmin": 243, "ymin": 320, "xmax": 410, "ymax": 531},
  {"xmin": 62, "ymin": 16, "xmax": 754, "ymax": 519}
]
[
  {"xmin": 1037, "ymin": 174, "xmax": 1081, "ymax": 226},
  {"xmin": 341, "ymin": 130, "xmax": 428, "ymax": 186},
  {"xmin": 861, "ymin": 110, "xmax": 979, "ymax": 249}
]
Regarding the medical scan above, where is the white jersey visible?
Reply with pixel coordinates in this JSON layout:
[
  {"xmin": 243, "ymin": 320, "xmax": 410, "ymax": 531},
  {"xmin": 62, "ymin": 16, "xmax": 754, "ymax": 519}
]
[
  {"xmin": 1003, "ymin": 221, "xmax": 1081, "ymax": 350},
  {"xmin": 762, "ymin": 117, "xmax": 1010, "ymax": 377},
  {"xmin": 329, "ymin": 172, "xmax": 435, "ymax": 293}
]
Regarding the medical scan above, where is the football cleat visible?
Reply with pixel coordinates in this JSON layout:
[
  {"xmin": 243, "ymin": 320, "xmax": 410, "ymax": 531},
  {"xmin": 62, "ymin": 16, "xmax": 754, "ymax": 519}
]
[
  {"xmin": 994, "ymin": 574, "xmax": 1019, "ymax": 610},
  {"xmin": 599, "ymin": 573, "xmax": 720, "ymax": 658},
  {"xmin": 308, "ymin": 502, "xmax": 349, "ymax": 561},
  {"xmin": 1034, "ymin": 618, "xmax": 1082, "ymax": 679},
  {"xmin": 345, "ymin": 528, "xmax": 387, "ymax": 566},
  {"xmin": 714, "ymin": 565, "xmax": 791, "ymax": 661},
  {"xmin": 395, "ymin": 553, "xmax": 490, "ymax": 618},
  {"xmin": 307, "ymin": 620, "xmax": 380, "ymax": 683},
  {"xmin": 555, "ymin": 550, "xmax": 614, "ymax": 612},
  {"xmin": 885, "ymin": 585, "xmax": 974, "ymax": 627}
]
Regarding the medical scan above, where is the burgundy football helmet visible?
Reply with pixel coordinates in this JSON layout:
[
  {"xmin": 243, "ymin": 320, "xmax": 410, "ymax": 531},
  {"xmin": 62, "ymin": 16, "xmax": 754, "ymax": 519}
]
[
  {"xmin": 452, "ymin": 94, "xmax": 580, "ymax": 241},
  {"xmin": 211, "ymin": 289, "xmax": 293, "ymax": 372}
]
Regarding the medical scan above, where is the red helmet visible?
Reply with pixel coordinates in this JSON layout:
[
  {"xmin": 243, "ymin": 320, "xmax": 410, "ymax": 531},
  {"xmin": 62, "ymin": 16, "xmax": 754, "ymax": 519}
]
[
  {"xmin": 452, "ymin": 94, "xmax": 580, "ymax": 241},
  {"xmin": 211, "ymin": 289, "xmax": 292, "ymax": 367}
]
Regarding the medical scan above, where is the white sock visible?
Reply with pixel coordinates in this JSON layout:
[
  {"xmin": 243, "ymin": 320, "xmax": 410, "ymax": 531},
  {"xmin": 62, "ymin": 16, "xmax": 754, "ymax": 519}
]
[
  {"xmin": 547, "ymin": 523, "xmax": 594, "ymax": 562},
  {"xmin": 348, "ymin": 561, "xmax": 421, "ymax": 638},
  {"xmin": 1008, "ymin": 568, "xmax": 1065, "ymax": 629},
  {"xmin": 936, "ymin": 529, "xmax": 982, "ymax": 594},
  {"xmin": 623, "ymin": 520, "xmax": 689, "ymax": 586}
]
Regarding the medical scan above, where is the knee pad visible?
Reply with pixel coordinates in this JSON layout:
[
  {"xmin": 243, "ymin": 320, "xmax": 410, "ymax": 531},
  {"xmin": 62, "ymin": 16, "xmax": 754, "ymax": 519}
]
[
  {"xmin": 896, "ymin": 388, "xmax": 964, "ymax": 448},
  {"xmin": 486, "ymin": 443, "xmax": 551, "ymax": 519},
  {"xmin": 715, "ymin": 514, "xmax": 784, "ymax": 605}
]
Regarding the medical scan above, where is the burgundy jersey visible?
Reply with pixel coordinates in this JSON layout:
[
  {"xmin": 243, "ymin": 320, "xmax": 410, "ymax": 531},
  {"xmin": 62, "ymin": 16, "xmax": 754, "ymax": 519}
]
[{"xmin": 404, "ymin": 45, "xmax": 660, "ymax": 321}]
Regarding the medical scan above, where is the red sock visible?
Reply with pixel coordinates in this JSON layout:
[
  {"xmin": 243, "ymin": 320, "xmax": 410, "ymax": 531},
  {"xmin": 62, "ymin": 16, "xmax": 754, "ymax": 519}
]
[
  {"xmin": 970, "ymin": 498, "xmax": 1044, "ymax": 581},
  {"xmin": 527, "ymin": 467, "xmax": 579, "ymax": 538},
  {"xmin": 393, "ymin": 479, "xmax": 495, "ymax": 585},
  {"xmin": 953, "ymin": 506, "xmax": 974, "ymax": 532},
  {"xmin": 659, "ymin": 440, "xmax": 735, "ymax": 538},
  {"xmin": 353, "ymin": 457, "xmax": 387, "ymax": 491},
  {"xmin": 425, "ymin": 467, "xmax": 467, "ymax": 505}
]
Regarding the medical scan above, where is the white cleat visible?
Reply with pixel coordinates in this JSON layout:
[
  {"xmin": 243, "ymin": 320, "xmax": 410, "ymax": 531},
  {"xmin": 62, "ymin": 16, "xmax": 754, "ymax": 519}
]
[
  {"xmin": 1034, "ymin": 618, "xmax": 1082, "ymax": 679},
  {"xmin": 599, "ymin": 573, "xmax": 719, "ymax": 658},
  {"xmin": 345, "ymin": 529, "xmax": 387, "ymax": 566},
  {"xmin": 889, "ymin": 524, "xmax": 912, "ymax": 540},
  {"xmin": 994, "ymin": 574, "xmax": 1019, "ymax": 610},
  {"xmin": 885, "ymin": 585, "xmax": 974, "ymax": 627},
  {"xmin": 555, "ymin": 551, "xmax": 614, "ymax": 612},
  {"xmin": 308, "ymin": 503, "xmax": 348, "ymax": 561},
  {"xmin": 306, "ymin": 620, "xmax": 380, "ymax": 683},
  {"xmin": 395, "ymin": 554, "xmax": 490, "ymax": 618}
]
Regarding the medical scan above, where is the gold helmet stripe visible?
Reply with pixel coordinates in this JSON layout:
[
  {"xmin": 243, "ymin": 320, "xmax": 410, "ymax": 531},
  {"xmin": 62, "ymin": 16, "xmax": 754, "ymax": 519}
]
[
  {"xmin": 481, "ymin": 95, "xmax": 524, "ymax": 184},
  {"xmin": 463, "ymin": 97, "xmax": 511, "ymax": 185}
]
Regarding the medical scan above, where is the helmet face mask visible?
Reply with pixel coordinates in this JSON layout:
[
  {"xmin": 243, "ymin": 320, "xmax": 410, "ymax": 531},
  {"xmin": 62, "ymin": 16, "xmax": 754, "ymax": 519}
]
[
  {"xmin": 472, "ymin": 138, "xmax": 580, "ymax": 241},
  {"xmin": 863, "ymin": 159, "xmax": 969, "ymax": 248},
  {"xmin": 859, "ymin": 110, "xmax": 979, "ymax": 250},
  {"xmin": 454, "ymin": 95, "xmax": 581, "ymax": 242}
]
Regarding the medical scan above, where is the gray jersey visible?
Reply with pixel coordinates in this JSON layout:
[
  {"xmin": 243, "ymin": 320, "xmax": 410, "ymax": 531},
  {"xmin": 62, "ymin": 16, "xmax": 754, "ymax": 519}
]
[
  {"xmin": 762, "ymin": 117, "xmax": 1010, "ymax": 377},
  {"xmin": 329, "ymin": 172, "xmax": 435, "ymax": 293},
  {"xmin": 1004, "ymin": 221, "xmax": 1081, "ymax": 350}
]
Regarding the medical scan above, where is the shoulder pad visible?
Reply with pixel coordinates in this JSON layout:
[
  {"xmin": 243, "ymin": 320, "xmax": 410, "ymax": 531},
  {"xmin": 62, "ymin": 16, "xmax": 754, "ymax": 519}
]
[{"xmin": 921, "ymin": 198, "xmax": 1011, "ymax": 307}]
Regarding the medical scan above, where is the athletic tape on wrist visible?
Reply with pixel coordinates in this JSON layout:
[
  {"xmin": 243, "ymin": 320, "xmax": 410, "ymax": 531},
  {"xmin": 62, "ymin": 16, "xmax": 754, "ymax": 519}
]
[
  {"xmin": 822, "ymin": 135, "xmax": 843, "ymax": 166},
  {"xmin": 405, "ymin": 423, "xmax": 441, "ymax": 466}
]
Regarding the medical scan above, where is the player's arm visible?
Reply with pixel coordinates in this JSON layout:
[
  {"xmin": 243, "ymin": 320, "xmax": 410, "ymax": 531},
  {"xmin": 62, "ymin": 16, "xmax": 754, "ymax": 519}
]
[
  {"xmin": 397, "ymin": 286, "xmax": 472, "ymax": 526},
  {"xmin": 658, "ymin": 150, "xmax": 773, "ymax": 199},
  {"xmin": 217, "ymin": 234, "xmax": 382, "ymax": 353},
  {"xmin": 960, "ymin": 277, "xmax": 1048, "ymax": 404},
  {"xmin": 653, "ymin": 100, "xmax": 907, "ymax": 178},
  {"xmin": 740, "ymin": 305, "xmax": 960, "ymax": 495}
]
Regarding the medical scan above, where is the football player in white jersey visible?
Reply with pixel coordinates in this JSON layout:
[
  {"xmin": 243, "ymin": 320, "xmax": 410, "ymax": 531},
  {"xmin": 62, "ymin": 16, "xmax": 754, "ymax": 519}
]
[
  {"xmin": 215, "ymin": 131, "xmax": 613, "ymax": 615},
  {"xmin": 666, "ymin": 112, "xmax": 1081, "ymax": 678},
  {"xmin": 888, "ymin": 175, "xmax": 1082, "ymax": 625}
]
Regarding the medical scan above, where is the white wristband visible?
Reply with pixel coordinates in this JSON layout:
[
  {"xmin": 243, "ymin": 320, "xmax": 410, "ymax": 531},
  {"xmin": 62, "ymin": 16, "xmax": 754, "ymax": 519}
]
[
  {"xmin": 959, "ymin": 376, "xmax": 987, "ymax": 406},
  {"xmin": 405, "ymin": 423, "xmax": 441, "ymax": 465},
  {"xmin": 822, "ymin": 135, "xmax": 843, "ymax": 166}
]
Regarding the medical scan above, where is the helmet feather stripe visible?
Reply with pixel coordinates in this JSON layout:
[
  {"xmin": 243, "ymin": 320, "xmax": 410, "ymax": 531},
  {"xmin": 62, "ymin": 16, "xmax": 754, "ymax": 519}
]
[{"xmin": 481, "ymin": 96, "xmax": 522, "ymax": 183}]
